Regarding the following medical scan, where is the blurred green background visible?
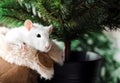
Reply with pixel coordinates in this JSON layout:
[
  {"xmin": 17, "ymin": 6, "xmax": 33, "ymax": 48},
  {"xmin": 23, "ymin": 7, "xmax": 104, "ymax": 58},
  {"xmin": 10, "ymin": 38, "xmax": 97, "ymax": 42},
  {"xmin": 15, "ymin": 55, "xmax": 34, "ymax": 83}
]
[{"xmin": 70, "ymin": 32, "xmax": 120, "ymax": 83}]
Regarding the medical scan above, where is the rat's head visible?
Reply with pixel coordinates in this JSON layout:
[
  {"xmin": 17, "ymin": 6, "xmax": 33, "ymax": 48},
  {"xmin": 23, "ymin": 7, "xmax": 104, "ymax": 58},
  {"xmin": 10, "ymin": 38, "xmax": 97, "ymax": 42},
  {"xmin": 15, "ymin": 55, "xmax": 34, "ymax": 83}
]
[{"xmin": 24, "ymin": 19, "xmax": 53, "ymax": 52}]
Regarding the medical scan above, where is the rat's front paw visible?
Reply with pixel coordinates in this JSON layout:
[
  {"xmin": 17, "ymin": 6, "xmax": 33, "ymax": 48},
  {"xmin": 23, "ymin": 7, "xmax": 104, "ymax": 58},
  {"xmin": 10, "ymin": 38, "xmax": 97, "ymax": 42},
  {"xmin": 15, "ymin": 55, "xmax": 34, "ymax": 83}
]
[{"xmin": 19, "ymin": 43, "xmax": 28, "ymax": 51}]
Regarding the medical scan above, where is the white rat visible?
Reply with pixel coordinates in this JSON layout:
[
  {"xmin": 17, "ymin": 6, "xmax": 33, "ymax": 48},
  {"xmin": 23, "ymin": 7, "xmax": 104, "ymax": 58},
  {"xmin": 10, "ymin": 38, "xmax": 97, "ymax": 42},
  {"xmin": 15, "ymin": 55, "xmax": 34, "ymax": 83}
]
[{"xmin": 5, "ymin": 19, "xmax": 53, "ymax": 52}]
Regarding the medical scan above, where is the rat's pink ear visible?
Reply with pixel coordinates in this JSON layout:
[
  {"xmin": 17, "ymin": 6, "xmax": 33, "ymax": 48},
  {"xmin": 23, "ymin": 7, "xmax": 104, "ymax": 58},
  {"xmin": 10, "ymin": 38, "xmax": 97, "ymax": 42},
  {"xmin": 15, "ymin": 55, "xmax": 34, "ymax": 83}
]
[
  {"xmin": 24, "ymin": 19, "xmax": 33, "ymax": 31},
  {"xmin": 49, "ymin": 25, "xmax": 53, "ymax": 34}
]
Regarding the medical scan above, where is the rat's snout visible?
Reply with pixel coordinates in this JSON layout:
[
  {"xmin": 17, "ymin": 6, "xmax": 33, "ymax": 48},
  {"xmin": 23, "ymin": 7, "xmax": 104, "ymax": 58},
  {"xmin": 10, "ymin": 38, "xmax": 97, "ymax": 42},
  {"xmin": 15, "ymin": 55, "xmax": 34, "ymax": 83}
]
[{"xmin": 45, "ymin": 44, "xmax": 50, "ymax": 50}]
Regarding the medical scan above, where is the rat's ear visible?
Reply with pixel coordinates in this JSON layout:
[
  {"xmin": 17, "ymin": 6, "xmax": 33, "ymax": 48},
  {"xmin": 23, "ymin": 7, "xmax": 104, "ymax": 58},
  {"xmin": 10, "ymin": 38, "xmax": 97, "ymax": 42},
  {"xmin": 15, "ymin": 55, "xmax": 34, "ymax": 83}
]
[
  {"xmin": 24, "ymin": 19, "xmax": 33, "ymax": 31},
  {"xmin": 48, "ymin": 25, "xmax": 53, "ymax": 34}
]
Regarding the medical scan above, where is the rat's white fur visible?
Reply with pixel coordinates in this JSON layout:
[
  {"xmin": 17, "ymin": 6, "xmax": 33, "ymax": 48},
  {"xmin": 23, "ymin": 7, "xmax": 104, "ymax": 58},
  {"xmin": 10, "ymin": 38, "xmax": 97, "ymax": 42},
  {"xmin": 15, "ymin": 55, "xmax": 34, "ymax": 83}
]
[
  {"xmin": 5, "ymin": 22, "xmax": 53, "ymax": 53},
  {"xmin": 0, "ymin": 27, "xmax": 64, "ymax": 79}
]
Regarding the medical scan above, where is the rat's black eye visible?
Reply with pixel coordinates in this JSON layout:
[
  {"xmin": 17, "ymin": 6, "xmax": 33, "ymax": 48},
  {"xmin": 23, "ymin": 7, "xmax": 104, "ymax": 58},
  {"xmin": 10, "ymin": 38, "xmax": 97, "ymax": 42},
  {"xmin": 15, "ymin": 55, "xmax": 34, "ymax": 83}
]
[{"xmin": 36, "ymin": 34, "xmax": 41, "ymax": 38}]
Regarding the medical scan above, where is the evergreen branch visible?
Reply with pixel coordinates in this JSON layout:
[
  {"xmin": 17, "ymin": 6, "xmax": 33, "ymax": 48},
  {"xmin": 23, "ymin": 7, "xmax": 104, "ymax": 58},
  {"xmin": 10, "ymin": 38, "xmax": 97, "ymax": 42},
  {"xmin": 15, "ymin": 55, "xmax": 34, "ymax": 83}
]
[
  {"xmin": 36, "ymin": 1, "xmax": 62, "ymax": 26},
  {"xmin": 0, "ymin": 16, "xmax": 23, "ymax": 27}
]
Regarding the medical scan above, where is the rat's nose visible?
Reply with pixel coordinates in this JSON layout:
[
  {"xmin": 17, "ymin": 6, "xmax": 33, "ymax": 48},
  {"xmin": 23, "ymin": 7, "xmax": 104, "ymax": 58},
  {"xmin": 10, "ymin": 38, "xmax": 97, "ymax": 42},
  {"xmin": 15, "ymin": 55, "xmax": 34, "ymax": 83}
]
[{"xmin": 45, "ymin": 45, "xmax": 50, "ymax": 50}]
